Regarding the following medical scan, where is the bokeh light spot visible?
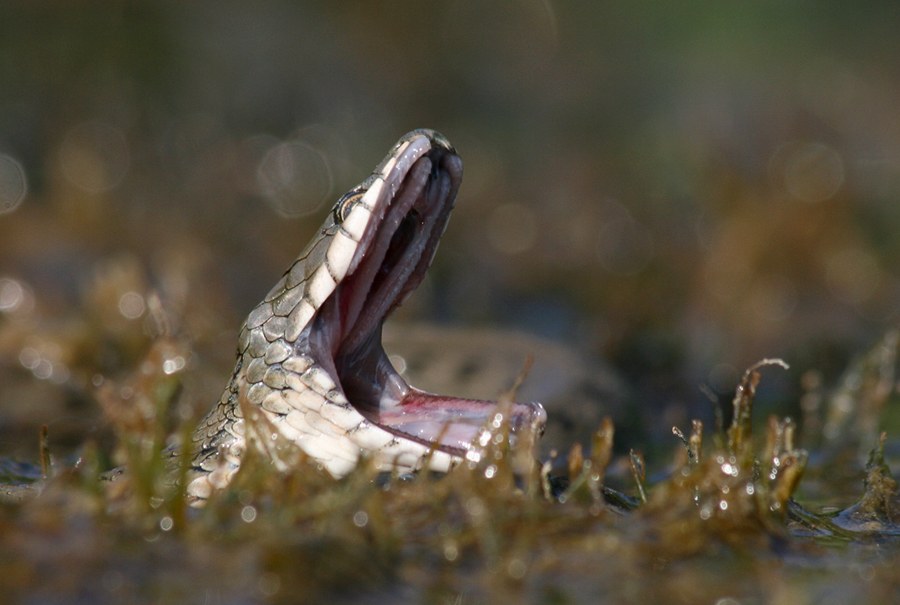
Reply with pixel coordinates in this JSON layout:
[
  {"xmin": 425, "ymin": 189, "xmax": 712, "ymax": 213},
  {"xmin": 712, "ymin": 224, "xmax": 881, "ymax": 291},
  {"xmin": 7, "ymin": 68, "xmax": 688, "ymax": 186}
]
[
  {"xmin": 352, "ymin": 510, "xmax": 369, "ymax": 527},
  {"xmin": 257, "ymin": 140, "xmax": 333, "ymax": 217},
  {"xmin": 118, "ymin": 291, "xmax": 146, "ymax": 319},
  {"xmin": 772, "ymin": 141, "xmax": 844, "ymax": 203},
  {"xmin": 0, "ymin": 278, "xmax": 26, "ymax": 312},
  {"xmin": 241, "ymin": 505, "xmax": 257, "ymax": 523},
  {"xmin": 388, "ymin": 353, "xmax": 407, "ymax": 375},
  {"xmin": 257, "ymin": 572, "xmax": 280, "ymax": 597},
  {"xmin": 0, "ymin": 154, "xmax": 27, "ymax": 214}
]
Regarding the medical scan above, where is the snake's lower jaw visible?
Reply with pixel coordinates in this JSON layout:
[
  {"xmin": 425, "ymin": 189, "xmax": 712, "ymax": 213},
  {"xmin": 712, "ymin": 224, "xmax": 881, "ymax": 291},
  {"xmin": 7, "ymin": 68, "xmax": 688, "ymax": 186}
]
[{"xmin": 376, "ymin": 388, "xmax": 547, "ymax": 455}]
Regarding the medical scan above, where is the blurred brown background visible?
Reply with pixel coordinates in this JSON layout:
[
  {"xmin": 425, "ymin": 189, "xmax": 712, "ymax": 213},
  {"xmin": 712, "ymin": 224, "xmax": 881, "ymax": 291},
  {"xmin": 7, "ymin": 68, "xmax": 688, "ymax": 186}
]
[{"xmin": 1, "ymin": 2, "xmax": 899, "ymax": 458}]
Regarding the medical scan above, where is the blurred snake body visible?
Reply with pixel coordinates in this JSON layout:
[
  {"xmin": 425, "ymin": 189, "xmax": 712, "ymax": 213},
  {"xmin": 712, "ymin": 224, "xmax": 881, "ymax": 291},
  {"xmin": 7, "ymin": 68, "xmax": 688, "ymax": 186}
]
[{"xmin": 188, "ymin": 130, "xmax": 546, "ymax": 501}]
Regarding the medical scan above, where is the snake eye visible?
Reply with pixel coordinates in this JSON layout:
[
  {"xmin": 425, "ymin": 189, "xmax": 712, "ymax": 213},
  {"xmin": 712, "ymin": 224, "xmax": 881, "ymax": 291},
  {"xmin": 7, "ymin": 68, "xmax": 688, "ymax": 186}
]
[{"xmin": 333, "ymin": 190, "xmax": 365, "ymax": 224}]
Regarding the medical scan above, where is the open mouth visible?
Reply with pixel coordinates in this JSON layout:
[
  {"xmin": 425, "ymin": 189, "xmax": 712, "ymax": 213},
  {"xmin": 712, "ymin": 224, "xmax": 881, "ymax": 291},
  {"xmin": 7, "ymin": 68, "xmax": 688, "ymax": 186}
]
[{"xmin": 302, "ymin": 135, "xmax": 546, "ymax": 456}]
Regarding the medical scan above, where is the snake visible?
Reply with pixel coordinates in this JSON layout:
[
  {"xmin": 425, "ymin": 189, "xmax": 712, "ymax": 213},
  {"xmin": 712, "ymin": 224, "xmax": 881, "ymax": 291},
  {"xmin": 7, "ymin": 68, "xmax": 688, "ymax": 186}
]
[{"xmin": 187, "ymin": 129, "xmax": 547, "ymax": 501}]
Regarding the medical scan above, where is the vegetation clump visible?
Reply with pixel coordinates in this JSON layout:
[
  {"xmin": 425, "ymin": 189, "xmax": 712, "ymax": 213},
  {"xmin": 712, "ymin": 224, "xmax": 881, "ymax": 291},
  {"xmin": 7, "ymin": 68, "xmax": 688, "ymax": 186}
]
[{"xmin": 1, "ymin": 318, "xmax": 899, "ymax": 603}]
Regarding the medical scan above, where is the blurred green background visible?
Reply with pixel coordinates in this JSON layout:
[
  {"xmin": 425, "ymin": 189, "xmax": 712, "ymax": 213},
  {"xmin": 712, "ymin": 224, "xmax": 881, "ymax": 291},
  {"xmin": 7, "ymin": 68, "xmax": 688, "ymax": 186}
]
[{"xmin": 1, "ymin": 2, "xmax": 899, "ymax": 456}]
